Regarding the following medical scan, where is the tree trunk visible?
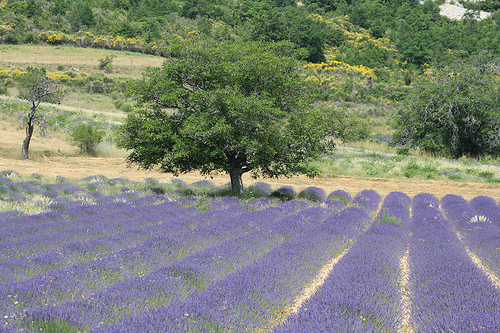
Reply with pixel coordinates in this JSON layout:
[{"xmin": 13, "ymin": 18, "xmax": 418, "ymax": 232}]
[
  {"xmin": 21, "ymin": 104, "xmax": 36, "ymax": 159},
  {"xmin": 467, "ymin": 129, "xmax": 483, "ymax": 157},
  {"xmin": 230, "ymin": 168, "xmax": 244, "ymax": 195}
]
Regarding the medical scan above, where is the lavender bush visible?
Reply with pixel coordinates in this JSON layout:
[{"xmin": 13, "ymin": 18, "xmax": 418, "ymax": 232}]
[
  {"xmin": 3, "ymin": 171, "xmax": 500, "ymax": 332},
  {"xmin": 247, "ymin": 182, "xmax": 273, "ymax": 197},
  {"xmin": 352, "ymin": 189, "xmax": 382, "ymax": 213},
  {"xmin": 271, "ymin": 185, "xmax": 298, "ymax": 201},
  {"xmin": 326, "ymin": 189, "xmax": 352, "ymax": 203},
  {"xmin": 298, "ymin": 186, "xmax": 326, "ymax": 202},
  {"xmin": 276, "ymin": 192, "xmax": 410, "ymax": 332}
]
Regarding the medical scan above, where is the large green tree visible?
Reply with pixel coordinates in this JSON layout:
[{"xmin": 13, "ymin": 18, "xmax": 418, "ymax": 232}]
[
  {"xmin": 118, "ymin": 39, "xmax": 336, "ymax": 194},
  {"xmin": 393, "ymin": 51, "xmax": 500, "ymax": 158}
]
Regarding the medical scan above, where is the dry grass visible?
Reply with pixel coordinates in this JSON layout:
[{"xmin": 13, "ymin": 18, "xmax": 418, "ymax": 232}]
[{"xmin": 0, "ymin": 44, "xmax": 163, "ymax": 77}]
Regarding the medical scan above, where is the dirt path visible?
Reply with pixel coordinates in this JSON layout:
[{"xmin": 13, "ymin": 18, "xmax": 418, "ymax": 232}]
[{"xmin": 0, "ymin": 155, "xmax": 498, "ymax": 201}]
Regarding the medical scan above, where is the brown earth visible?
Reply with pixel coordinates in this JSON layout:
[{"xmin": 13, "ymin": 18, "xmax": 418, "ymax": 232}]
[{"xmin": 1, "ymin": 155, "xmax": 498, "ymax": 201}]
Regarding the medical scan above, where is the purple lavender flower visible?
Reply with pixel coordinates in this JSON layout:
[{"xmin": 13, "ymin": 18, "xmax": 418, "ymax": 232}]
[
  {"xmin": 245, "ymin": 198, "xmax": 278, "ymax": 211},
  {"xmin": 352, "ymin": 189, "xmax": 381, "ymax": 212},
  {"xmin": 93, "ymin": 206, "xmax": 356, "ymax": 332},
  {"xmin": 170, "ymin": 178, "xmax": 187, "ymax": 188},
  {"xmin": 41, "ymin": 190, "xmax": 59, "ymax": 198},
  {"xmin": 326, "ymin": 189, "xmax": 352, "ymax": 203},
  {"xmin": 189, "ymin": 180, "xmax": 215, "ymax": 188},
  {"xmin": 469, "ymin": 195, "xmax": 500, "ymax": 225},
  {"xmin": 323, "ymin": 199, "xmax": 346, "ymax": 211},
  {"xmin": 271, "ymin": 185, "xmax": 297, "ymax": 201},
  {"xmin": 298, "ymin": 186, "xmax": 326, "ymax": 202},
  {"xmin": 247, "ymin": 182, "xmax": 273, "ymax": 196},
  {"xmin": 0, "ymin": 176, "xmax": 14, "ymax": 185},
  {"xmin": 376, "ymin": 192, "xmax": 410, "ymax": 225},
  {"xmin": 276, "ymin": 218, "xmax": 407, "ymax": 332},
  {"xmin": 79, "ymin": 175, "xmax": 109, "ymax": 183},
  {"xmin": 442, "ymin": 194, "xmax": 500, "ymax": 279},
  {"xmin": 0, "ymin": 170, "xmax": 22, "ymax": 178}
]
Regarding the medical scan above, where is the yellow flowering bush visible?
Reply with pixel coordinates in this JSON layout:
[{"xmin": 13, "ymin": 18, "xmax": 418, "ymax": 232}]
[
  {"xmin": 47, "ymin": 72, "xmax": 70, "ymax": 82},
  {"xmin": 38, "ymin": 31, "xmax": 72, "ymax": 45}
]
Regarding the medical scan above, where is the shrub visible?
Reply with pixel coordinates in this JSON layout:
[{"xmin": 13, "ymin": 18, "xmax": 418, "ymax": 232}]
[
  {"xmin": 70, "ymin": 123, "xmax": 106, "ymax": 155},
  {"xmin": 270, "ymin": 185, "xmax": 297, "ymax": 201},
  {"xmin": 98, "ymin": 55, "xmax": 115, "ymax": 72},
  {"xmin": 120, "ymin": 104, "xmax": 134, "ymax": 112},
  {"xmin": 246, "ymin": 182, "xmax": 273, "ymax": 197},
  {"xmin": 327, "ymin": 190, "xmax": 352, "ymax": 204},
  {"xmin": 298, "ymin": 186, "xmax": 326, "ymax": 202},
  {"xmin": 170, "ymin": 178, "xmax": 187, "ymax": 188}
]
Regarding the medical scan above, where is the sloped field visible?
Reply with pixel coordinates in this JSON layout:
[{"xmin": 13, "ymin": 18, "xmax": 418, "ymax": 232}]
[{"xmin": 1, "ymin": 173, "xmax": 500, "ymax": 332}]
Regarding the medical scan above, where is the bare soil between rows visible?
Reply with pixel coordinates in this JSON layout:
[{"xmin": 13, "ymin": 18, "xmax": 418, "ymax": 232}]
[{"xmin": 1, "ymin": 155, "xmax": 498, "ymax": 201}]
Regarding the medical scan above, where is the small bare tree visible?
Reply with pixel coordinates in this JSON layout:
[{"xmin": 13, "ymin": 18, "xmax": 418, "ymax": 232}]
[{"xmin": 17, "ymin": 67, "xmax": 62, "ymax": 159}]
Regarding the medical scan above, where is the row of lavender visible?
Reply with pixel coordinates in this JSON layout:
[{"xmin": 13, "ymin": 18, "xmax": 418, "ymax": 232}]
[
  {"xmin": 0, "ymin": 172, "xmax": 161, "ymax": 217},
  {"xmin": 1, "ymin": 180, "xmax": 379, "ymax": 332},
  {"xmin": 0, "ymin": 197, "xmax": 273, "ymax": 331},
  {"xmin": 275, "ymin": 191, "xmax": 410, "ymax": 332}
]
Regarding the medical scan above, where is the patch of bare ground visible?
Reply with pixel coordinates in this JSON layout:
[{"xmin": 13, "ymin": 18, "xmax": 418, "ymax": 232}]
[{"xmin": 398, "ymin": 247, "xmax": 413, "ymax": 333}]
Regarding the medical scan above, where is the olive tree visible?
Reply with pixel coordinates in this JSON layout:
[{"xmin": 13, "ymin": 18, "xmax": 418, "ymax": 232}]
[
  {"xmin": 118, "ymin": 39, "xmax": 337, "ymax": 195},
  {"xmin": 393, "ymin": 51, "xmax": 500, "ymax": 158},
  {"xmin": 18, "ymin": 67, "xmax": 62, "ymax": 159}
]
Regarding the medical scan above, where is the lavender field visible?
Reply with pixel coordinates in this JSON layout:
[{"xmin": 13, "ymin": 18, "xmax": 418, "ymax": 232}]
[{"xmin": 1, "ymin": 171, "xmax": 500, "ymax": 332}]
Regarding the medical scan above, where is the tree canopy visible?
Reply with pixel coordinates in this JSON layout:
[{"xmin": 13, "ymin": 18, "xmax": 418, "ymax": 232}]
[
  {"xmin": 118, "ymin": 39, "xmax": 337, "ymax": 194},
  {"xmin": 392, "ymin": 51, "xmax": 500, "ymax": 158}
]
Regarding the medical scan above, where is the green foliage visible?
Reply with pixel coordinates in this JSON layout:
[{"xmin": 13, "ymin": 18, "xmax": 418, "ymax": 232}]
[
  {"xmin": 393, "ymin": 51, "xmax": 500, "ymax": 158},
  {"xmin": 378, "ymin": 209, "xmax": 402, "ymax": 225},
  {"xmin": 113, "ymin": 99, "xmax": 123, "ymax": 110},
  {"xmin": 248, "ymin": 6, "xmax": 343, "ymax": 63},
  {"xmin": 70, "ymin": 123, "xmax": 106, "ymax": 155},
  {"xmin": 269, "ymin": 190, "xmax": 295, "ymax": 202},
  {"xmin": 119, "ymin": 39, "xmax": 335, "ymax": 194},
  {"xmin": 98, "ymin": 55, "xmax": 115, "ymax": 72},
  {"xmin": 25, "ymin": 317, "xmax": 81, "ymax": 333},
  {"xmin": 120, "ymin": 104, "xmax": 134, "ymax": 112},
  {"xmin": 463, "ymin": 0, "xmax": 500, "ymax": 12},
  {"xmin": 193, "ymin": 197, "xmax": 213, "ymax": 212},
  {"xmin": 328, "ymin": 194, "xmax": 349, "ymax": 204},
  {"xmin": 17, "ymin": 67, "xmax": 62, "ymax": 105},
  {"xmin": 2, "ymin": 0, "xmax": 500, "ymax": 77},
  {"xmin": 315, "ymin": 103, "xmax": 371, "ymax": 142}
]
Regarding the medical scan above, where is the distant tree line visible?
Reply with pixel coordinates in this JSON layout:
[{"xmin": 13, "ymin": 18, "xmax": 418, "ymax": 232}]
[{"xmin": 1, "ymin": 0, "xmax": 500, "ymax": 66}]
